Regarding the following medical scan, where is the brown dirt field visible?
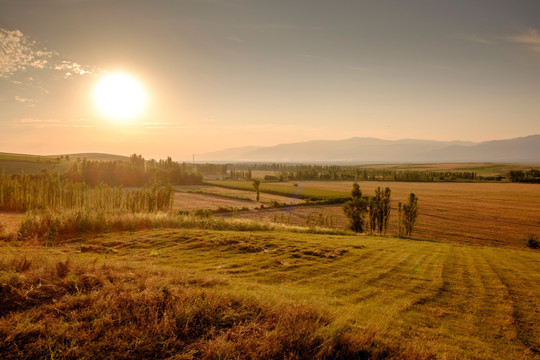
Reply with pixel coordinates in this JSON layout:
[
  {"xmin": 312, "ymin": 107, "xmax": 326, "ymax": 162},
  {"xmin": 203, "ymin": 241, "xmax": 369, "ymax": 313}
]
[
  {"xmin": 173, "ymin": 192, "xmax": 259, "ymax": 211},
  {"xmin": 228, "ymin": 181, "xmax": 540, "ymax": 249}
]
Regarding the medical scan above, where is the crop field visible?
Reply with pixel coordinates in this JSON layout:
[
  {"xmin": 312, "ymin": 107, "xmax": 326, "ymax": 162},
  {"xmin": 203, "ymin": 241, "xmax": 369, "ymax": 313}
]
[
  {"xmin": 173, "ymin": 192, "xmax": 259, "ymax": 210},
  {"xmin": 1, "ymin": 229, "xmax": 538, "ymax": 359},
  {"xmin": 201, "ymin": 180, "xmax": 540, "ymax": 249},
  {"xmin": 174, "ymin": 185, "xmax": 305, "ymax": 205},
  {"xmin": 207, "ymin": 180, "xmax": 349, "ymax": 200},
  {"xmin": 348, "ymin": 162, "xmax": 530, "ymax": 177}
]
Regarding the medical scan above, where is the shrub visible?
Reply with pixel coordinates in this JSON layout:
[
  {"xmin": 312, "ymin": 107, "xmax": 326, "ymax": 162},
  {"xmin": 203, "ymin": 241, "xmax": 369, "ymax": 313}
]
[{"xmin": 525, "ymin": 233, "xmax": 539, "ymax": 249}]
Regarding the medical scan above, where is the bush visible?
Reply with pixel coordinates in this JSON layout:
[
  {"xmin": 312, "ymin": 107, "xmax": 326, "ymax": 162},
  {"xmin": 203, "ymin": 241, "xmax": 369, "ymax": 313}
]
[{"xmin": 525, "ymin": 233, "xmax": 539, "ymax": 249}]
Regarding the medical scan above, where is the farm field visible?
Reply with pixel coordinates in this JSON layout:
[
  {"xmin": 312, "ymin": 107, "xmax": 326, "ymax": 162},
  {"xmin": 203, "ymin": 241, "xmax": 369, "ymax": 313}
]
[
  {"xmin": 1, "ymin": 229, "xmax": 539, "ymax": 359},
  {"xmin": 173, "ymin": 192, "xmax": 258, "ymax": 210},
  {"xmin": 346, "ymin": 162, "xmax": 529, "ymax": 177},
  {"xmin": 174, "ymin": 185, "xmax": 305, "ymax": 206},
  {"xmin": 2, "ymin": 180, "xmax": 539, "ymax": 249},
  {"xmin": 207, "ymin": 180, "xmax": 349, "ymax": 200},
  {"xmin": 206, "ymin": 180, "xmax": 540, "ymax": 249}
]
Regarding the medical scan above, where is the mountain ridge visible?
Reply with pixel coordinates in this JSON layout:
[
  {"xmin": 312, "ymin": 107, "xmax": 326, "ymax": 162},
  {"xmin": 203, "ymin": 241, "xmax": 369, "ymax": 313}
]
[{"xmin": 196, "ymin": 135, "xmax": 540, "ymax": 163}]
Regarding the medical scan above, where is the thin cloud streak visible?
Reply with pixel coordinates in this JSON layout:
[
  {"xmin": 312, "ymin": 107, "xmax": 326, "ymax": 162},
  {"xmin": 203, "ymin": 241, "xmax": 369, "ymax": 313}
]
[
  {"xmin": 503, "ymin": 28, "xmax": 540, "ymax": 53},
  {"xmin": 11, "ymin": 118, "xmax": 91, "ymax": 128},
  {"xmin": 461, "ymin": 28, "xmax": 540, "ymax": 53},
  {"xmin": 462, "ymin": 34, "xmax": 496, "ymax": 45}
]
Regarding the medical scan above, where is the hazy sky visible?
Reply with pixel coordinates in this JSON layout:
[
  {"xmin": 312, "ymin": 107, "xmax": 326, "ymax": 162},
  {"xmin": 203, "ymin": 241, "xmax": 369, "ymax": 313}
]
[{"xmin": 1, "ymin": 0, "xmax": 540, "ymax": 160}]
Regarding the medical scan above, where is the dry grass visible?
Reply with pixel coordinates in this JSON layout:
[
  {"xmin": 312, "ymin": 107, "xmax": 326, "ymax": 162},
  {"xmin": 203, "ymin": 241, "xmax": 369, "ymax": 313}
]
[
  {"xmin": 0, "ymin": 241, "xmax": 428, "ymax": 360},
  {"xmin": 12, "ymin": 210, "xmax": 349, "ymax": 243},
  {"xmin": 0, "ymin": 212, "xmax": 24, "ymax": 234}
]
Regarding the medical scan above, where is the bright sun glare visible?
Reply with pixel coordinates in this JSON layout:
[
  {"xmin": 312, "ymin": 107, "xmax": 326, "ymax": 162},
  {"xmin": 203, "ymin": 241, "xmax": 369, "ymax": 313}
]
[{"xmin": 93, "ymin": 73, "xmax": 147, "ymax": 121}]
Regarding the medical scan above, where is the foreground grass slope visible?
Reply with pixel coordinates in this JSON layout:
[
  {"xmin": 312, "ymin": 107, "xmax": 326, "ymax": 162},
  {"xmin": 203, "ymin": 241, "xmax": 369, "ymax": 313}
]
[{"xmin": 1, "ymin": 229, "xmax": 538, "ymax": 359}]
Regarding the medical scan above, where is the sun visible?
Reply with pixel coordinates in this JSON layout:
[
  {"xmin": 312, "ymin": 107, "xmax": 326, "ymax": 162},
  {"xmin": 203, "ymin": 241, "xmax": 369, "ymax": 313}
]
[{"xmin": 93, "ymin": 73, "xmax": 148, "ymax": 121}]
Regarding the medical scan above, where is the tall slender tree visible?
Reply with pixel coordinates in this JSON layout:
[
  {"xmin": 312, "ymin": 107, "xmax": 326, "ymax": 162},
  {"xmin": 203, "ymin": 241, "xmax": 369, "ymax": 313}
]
[
  {"xmin": 382, "ymin": 187, "xmax": 391, "ymax": 234},
  {"xmin": 253, "ymin": 179, "xmax": 261, "ymax": 202},
  {"xmin": 342, "ymin": 182, "xmax": 368, "ymax": 233},
  {"xmin": 398, "ymin": 193, "xmax": 418, "ymax": 236}
]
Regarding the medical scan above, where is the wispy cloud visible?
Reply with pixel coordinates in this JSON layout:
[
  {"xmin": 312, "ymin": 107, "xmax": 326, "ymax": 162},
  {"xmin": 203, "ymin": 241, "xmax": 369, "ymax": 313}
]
[
  {"xmin": 0, "ymin": 28, "xmax": 102, "ymax": 79},
  {"xmin": 225, "ymin": 35, "xmax": 244, "ymax": 43},
  {"xmin": 14, "ymin": 96, "xmax": 35, "ymax": 105},
  {"xmin": 463, "ymin": 34, "xmax": 496, "ymax": 45},
  {"xmin": 143, "ymin": 121, "xmax": 174, "ymax": 129},
  {"xmin": 11, "ymin": 118, "xmax": 91, "ymax": 128},
  {"xmin": 461, "ymin": 28, "xmax": 540, "ymax": 54},
  {"xmin": 503, "ymin": 28, "xmax": 540, "ymax": 53}
]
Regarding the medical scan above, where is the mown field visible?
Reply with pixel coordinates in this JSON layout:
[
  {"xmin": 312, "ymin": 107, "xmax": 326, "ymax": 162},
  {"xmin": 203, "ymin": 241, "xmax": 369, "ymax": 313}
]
[
  {"xmin": 206, "ymin": 180, "xmax": 540, "ymax": 249},
  {"xmin": 1, "ymin": 229, "xmax": 539, "ymax": 359}
]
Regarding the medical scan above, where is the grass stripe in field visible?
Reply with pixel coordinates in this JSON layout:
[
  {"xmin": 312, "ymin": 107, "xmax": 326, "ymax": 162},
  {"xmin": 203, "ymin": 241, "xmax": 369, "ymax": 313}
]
[
  {"xmin": 206, "ymin": 180, "xmax": 350, "ymax": 200},
  {"xmin": 481, "ymin": 249, "xmax": 540, "ymax": 354}
]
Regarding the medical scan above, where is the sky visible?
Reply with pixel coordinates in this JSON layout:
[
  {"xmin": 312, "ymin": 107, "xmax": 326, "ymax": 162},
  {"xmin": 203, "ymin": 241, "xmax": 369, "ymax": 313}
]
[{"xmin": 1, "ymin": 0, "xmax": 540, "ymax": 160}]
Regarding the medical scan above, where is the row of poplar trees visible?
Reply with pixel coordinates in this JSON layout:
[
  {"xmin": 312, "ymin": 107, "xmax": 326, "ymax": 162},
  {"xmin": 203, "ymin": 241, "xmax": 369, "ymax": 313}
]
[{"xmin": 342, "ymin": 183, "xmax": 418, "ymax": 236}]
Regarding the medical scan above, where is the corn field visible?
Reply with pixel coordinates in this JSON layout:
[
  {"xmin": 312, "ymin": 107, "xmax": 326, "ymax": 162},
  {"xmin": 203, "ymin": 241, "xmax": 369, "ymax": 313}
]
[{"xmin": 0, "ymin": 174, "xmax": 174, "ymax": 213}]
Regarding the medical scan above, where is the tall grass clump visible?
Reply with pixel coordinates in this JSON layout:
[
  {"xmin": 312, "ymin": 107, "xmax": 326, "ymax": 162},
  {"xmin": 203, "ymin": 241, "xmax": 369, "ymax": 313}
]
[
  {"xmin": 0, "ymin": 174, "xmax": 174, "ymax": 213},
  {"xmin": 16, "ymin": 211, "xmax": 351, "ymax": 241}
]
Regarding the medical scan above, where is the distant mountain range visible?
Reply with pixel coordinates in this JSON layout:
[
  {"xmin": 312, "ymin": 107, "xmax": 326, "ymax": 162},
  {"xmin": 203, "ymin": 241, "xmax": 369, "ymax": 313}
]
[{"xmin": 196, "ymin": 135, "xmax": 540, "ymax": 163}]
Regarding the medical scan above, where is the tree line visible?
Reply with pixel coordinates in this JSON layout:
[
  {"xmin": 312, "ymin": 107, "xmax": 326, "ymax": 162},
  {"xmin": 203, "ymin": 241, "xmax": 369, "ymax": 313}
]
[
  {"xmin": 508, "ymin": 169, "xmax": 540, "ymax": 183},
  {"xmin": 0, "ymin": 173, "xmax": 174, "ymax": 213},
  {"xmin": 342, "ymin": 183, "xmax": 418, "ymax": 237},
  {"xmin": 66, "ymin": 154, "xmax": 204, "ymax": 186},
  {"xmin": 230, "ymin": 163, "xmax": 479, "ymax": 182}
]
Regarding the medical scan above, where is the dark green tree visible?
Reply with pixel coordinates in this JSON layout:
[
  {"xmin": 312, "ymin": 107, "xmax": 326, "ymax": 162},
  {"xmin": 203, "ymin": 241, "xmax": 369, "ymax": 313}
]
[
  {"xmin": 367, "ymin": 187, "xmax": 391, "ymax": 234},
  {"xmin": 253, "ymin": 179, "xmax": 261, "ymax": 202},
  {"xmin": 342, "ymin": 182, "xmax": 368, "ymax": 233},
  {"xmin": 398, "ymin": 193, "xmax": 418, "ymax": 236},
  {"xmin": 381, "ymin": 187, "xmax": 391, "ymax": 234}
]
